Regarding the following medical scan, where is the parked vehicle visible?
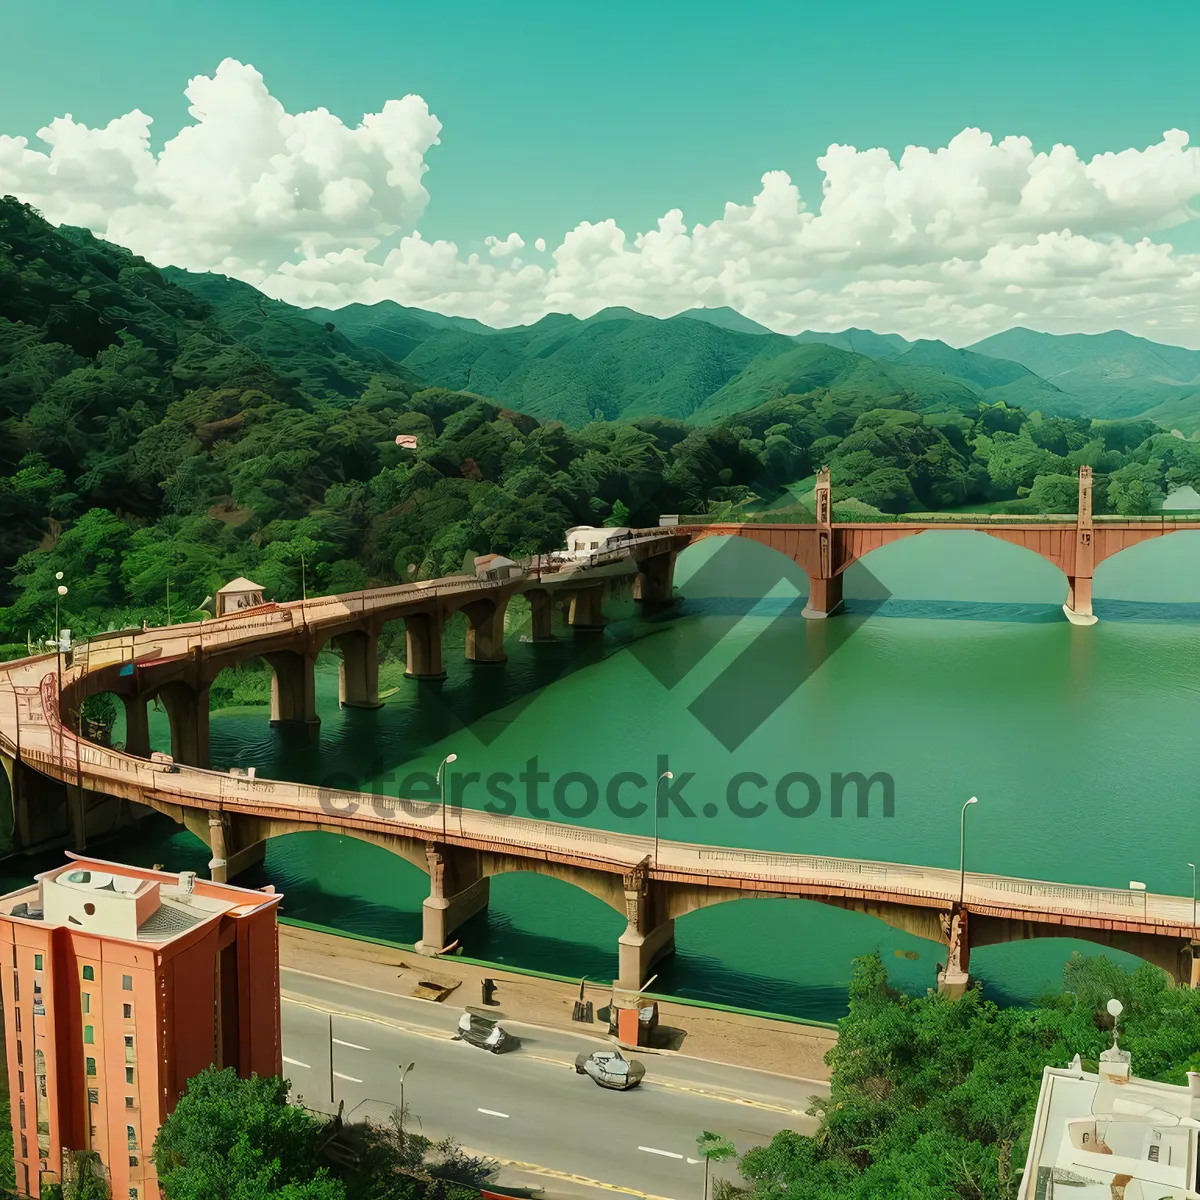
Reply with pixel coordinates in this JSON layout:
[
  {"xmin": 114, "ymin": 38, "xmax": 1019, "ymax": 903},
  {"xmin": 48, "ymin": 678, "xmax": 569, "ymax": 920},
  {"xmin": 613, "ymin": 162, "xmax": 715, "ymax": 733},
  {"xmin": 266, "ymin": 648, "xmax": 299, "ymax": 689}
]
[
  {"xmin": 574, "ymin": 1049, "xmax": 646, "ymax": 1090},
  {"xmin": 454, "ymin": 1012, "xmax": 519, "ymax": 1053}
]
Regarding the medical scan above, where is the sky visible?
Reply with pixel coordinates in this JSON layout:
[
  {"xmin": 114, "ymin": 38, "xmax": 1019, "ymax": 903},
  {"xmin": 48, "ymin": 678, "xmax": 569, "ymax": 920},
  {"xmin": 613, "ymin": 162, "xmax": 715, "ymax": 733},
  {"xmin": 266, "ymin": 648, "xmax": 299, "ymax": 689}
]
[{"xmin": 2, "ymin": 0, "xmax": 1200, "ymax": 344}]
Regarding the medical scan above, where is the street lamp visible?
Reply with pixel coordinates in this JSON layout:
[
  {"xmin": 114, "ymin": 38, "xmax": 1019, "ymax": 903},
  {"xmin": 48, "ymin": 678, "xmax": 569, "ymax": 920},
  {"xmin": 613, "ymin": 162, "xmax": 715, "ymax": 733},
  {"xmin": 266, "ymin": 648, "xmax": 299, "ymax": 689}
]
[
  {"xmin": 653, "ymin": 771, "xmax": 673, "ymax": 869},
  {"xmin": 397, "ymin": 1060, "xmax": 415, "ymax": 1145},
  {"xmin": 437, "ymin": 753, "xmax": 458, "ymax": 838},
  {"xmin": 958, "ymin": 797, "xmax": 978, "ymax": 906},
  {"xmin": 1190, "ymin": 863, "xmax": 1197, "ymax": 930},
  {"xmin": 54, "ymin": 575, "xmax": 68, "ymax": 770}
]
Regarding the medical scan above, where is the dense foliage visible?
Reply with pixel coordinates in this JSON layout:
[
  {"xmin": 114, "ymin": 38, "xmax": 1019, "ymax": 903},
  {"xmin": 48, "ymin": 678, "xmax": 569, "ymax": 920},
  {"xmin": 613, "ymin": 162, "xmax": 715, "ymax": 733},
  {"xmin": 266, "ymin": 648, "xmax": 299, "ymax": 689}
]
[
  {"xmin": 152, "ymin": 1068, "xmax": 494, "ymax": 1200},
  {"xmin": 727, "ymin": 953, "xmax": 1200, "ymax": 1200},
  {"xmin": 3, "ymin": 195, "xmax": 1198, "ymax": 647}
]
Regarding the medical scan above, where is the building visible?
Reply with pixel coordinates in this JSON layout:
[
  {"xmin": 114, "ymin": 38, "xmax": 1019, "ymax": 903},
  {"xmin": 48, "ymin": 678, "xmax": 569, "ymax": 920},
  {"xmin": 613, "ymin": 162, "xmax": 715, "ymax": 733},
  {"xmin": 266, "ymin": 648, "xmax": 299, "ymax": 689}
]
[
  {"xmin": 1019, "ymin": 1001, "xmax": 1200, "ymax": 1199},
  {"xmin": 472, "ymin": 554, "xmax": 524, "ymax": 582},
  {"xmin": 0, "ymin": 854, "xmax": 283, "ymax": 1199},
  {"xmin": 563, "ymin": 526, "xmax": 631, "ymax": 556},
  {"xmin": 394, "ymin": 434, "xmax": 420, "ymax": 450},
  {"xmin": 214, "ymin": 577, "xmax": 266, "ymax": 617}
]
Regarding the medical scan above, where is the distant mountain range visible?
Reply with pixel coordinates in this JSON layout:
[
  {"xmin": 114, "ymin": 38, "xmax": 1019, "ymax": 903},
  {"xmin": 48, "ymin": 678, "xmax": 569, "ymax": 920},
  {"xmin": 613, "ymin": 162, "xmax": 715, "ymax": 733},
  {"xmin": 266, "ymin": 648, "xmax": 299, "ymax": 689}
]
[{"xmin": 163, "ymin": 270, "xmax": 1200, "ymax": 431}]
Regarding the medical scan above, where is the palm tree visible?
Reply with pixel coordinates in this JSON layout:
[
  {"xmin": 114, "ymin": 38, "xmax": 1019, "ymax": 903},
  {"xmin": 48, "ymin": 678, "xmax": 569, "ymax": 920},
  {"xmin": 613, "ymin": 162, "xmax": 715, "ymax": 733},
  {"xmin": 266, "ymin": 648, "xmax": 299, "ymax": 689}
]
[{"xmin": 697, "ymin": 1131, "xmax": 737, "ymax": 1200}]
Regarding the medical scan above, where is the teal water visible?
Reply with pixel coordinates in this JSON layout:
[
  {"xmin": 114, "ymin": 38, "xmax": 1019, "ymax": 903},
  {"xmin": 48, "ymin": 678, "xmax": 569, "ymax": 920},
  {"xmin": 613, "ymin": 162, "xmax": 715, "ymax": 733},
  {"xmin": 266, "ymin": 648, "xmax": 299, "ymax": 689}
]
[{"xmin": 7, "ymin": 530, "xmax": 1200, "ymax": 1021}]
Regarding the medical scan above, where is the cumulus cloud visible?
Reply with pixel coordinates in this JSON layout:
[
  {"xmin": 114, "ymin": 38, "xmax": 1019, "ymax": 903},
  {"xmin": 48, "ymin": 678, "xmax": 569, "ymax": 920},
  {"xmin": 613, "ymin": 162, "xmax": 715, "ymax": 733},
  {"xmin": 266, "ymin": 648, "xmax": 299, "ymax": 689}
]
[{"xmin": 3, "ymin": 60, "xmax": 1200, "ymax": 345}]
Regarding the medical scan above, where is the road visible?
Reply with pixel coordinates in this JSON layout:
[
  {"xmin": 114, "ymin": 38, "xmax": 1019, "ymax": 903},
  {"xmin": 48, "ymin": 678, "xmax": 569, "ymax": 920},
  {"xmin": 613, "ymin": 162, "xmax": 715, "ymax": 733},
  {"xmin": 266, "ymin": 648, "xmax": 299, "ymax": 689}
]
[{"xmin": 280, "ymin": 968, "xmax": 829, "ymax": 1200}]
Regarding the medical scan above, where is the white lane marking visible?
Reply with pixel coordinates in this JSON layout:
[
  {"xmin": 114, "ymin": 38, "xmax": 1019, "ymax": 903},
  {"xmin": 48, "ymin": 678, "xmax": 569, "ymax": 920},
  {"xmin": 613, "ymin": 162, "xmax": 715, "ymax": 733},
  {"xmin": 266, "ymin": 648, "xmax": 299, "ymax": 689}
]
[
  {"xmin": 478, "ymin": 1108, "xmax": 510, "ymax": 1119},
  {"xmin": 687, "ymin": 1158, "xmax": 702, "ymax": 1165},
  {"xmin": 333, "ymin": 1038, "xmax": 371, "ymax": 1051},
  {"xmin": 333, "ymin": 1071, "xmax": 363, "ymax": 1083},
  {"xmin": 638, "ymin": 1147, "xmax": 683, "ymax": 1160},
  {"xmin": 283, "ymin": 1057, "xmax": 310, "ymax": 1069}
]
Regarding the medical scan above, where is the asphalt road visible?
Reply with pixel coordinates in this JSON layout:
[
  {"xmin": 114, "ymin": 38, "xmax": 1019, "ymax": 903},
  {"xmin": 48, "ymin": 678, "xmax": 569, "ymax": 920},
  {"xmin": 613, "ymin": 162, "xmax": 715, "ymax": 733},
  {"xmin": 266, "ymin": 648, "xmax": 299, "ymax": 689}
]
[{"xmin": 280, "ymin": 967, "xmax": 828, "ymax": 1200}]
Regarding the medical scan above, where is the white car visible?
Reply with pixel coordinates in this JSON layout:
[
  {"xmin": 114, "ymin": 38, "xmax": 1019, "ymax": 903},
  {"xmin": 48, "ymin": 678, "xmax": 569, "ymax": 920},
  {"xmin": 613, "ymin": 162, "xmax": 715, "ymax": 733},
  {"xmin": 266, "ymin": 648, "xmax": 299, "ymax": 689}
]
[{"xmin": 575, "ymin": 1049, "xmax": 646, "ymax": 1090}]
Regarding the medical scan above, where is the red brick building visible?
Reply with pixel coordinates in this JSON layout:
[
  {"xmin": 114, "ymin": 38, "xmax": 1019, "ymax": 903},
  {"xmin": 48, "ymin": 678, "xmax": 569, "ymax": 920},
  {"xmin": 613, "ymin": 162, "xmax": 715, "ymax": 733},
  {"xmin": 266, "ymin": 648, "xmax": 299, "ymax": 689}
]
[{"xmin": 0, "ymin": 853, "xmax": 282, "ymax": 1198}]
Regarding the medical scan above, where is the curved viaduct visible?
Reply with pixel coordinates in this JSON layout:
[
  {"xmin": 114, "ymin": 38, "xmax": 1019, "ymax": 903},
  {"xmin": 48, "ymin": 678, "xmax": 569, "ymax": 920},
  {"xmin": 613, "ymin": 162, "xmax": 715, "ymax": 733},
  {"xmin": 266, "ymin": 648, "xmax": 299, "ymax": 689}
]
[{"xmin": 0, "ymin": 477, "xmax": 1197, "ymax": 996}]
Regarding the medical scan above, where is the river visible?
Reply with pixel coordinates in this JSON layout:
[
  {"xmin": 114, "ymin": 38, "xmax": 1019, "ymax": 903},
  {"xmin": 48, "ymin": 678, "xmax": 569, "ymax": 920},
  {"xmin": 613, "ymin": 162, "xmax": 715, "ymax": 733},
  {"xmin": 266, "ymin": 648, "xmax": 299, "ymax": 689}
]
[{"xmin": 6, "ymin": 530, "xmax": 1200, "ymax": 1021}]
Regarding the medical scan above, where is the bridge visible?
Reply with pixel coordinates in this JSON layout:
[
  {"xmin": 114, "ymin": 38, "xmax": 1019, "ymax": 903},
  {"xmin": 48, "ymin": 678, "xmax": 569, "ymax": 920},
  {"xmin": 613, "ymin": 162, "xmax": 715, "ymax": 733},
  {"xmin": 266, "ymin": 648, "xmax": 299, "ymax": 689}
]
[
  {"xmin": 659, "ymin": 465, "xmax": 1200, "ymax": 625},
  {"xmin": 0, "ymin": 470, "xmax": 1197, "ymax": 997}
]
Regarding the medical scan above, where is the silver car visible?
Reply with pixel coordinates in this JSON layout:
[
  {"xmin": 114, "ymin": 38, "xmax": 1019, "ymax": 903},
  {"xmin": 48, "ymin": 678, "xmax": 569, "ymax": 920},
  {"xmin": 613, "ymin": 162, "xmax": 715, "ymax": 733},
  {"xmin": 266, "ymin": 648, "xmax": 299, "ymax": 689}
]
[{"xmin": 574, "ymin": 1049, "xmax": 646, "ymax": 1090}]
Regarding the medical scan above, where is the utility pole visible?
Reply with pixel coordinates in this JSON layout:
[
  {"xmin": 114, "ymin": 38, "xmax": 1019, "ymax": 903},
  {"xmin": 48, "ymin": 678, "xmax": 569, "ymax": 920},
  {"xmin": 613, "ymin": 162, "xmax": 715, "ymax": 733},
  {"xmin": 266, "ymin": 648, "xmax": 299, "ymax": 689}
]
[{"xmin": 329, "ymin": 1014, "xmax": 335, "ymax": 1105}]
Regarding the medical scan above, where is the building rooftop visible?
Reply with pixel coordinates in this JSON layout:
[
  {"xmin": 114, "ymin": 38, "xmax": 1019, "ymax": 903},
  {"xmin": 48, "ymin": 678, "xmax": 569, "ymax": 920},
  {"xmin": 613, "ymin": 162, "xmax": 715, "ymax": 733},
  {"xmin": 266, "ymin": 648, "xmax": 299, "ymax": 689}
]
[
  {"xmin": 1020, "ymin": 1025, "xmax": 1200, "ymax": 1199},
  {"xmin": 0, "ymin": 855, "xmax": 280, "ymax": 946}
]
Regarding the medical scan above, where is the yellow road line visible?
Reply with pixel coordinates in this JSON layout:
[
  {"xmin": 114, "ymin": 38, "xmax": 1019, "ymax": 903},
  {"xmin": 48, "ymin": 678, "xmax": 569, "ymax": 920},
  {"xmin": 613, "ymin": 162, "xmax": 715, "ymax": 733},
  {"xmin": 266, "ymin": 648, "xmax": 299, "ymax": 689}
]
[
  {"xmin": 485, "ymin": 1154, "xmax": 678, "ymax": 1200},
  {"xmin": 283, "ymin": 993, "xmax": 804, "ymax": 1116}
]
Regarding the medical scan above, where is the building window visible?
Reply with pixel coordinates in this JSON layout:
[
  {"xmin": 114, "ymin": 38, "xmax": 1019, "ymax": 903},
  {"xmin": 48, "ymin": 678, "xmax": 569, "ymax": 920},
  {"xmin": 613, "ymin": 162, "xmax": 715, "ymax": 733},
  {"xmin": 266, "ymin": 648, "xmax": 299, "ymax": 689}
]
[
  {"xmin": 12, "ymin": 971, "xmax": 18, "ymax": 1002},
  {"xmin": 17, "ymin": 1071, "xmax": 23, "ymax": 1093},
  {"xmin": 18, "ymin": 1100, "xmax": 25, "ymax": 1129},
  {"xmin": 33, "ymin": 955, "xmax": 42, "ymax": 971},
  {"xmin": 129, "ymin": 1189, "xmax": 138, "ymax": 1200},
  {"xmin": 14, "ymin": 1008, "xmax": 20, "ymax": 1032},
  {"xmin": 125, "ymin": 1097, "xmax": 134, "ymax": 1109},
  {"xmin": 82, "ymin": 966, "xmax": 94, "ymax": 981},
  {"xmin": 19, "ymin": 1134, "xmax": 26, "ymax": 1157},
  {"xmin": 86, "ymin": 1057, "xmax": 96, "ymax": 1077},
  {"xmin": 1149, "ymin": 1145, "xmax": 1160, "ymax": 1163},
  {"xmin": 83, "ymin": 1025, "xmax": 94, "ymax": 1044},
  {"xmin": 88, "ymin": 1088, "xmax": 99, "ymax": 1104},
  {"xmin": 15, "ymin": 1039, "xmax": 21, "ymax": 1065},
  {"xmin": 122, "ymin": 975, "xmax": 132, "ymax": 991},
  {"xmin": 128, "ymin": 1156, "xmax": 138, "ymax": 1167},
  {"xmin": 124, "ymin": 1035, "xmax": 135, "ymax": 1064},
  {"xmin": 125, "ymin": 1067, "xmax": 134, "ymax": 1084},
  {"xmin": 82, "ymin": 993, "xmax": 91, "ymax": 1014},
  {"xmin": 123, "ymin": 1004, "xmax": 132, "ymax": 1020},
  {"xmin": 127, "ymin": 1126, "xmax": 137, "ymax": 1151}
]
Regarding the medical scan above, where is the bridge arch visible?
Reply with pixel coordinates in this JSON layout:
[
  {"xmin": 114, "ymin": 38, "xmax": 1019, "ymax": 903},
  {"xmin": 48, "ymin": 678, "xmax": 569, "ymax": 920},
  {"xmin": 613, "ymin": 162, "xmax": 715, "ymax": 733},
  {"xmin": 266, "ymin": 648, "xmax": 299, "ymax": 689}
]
[{"xmin": 1092, "ymin": 526, "xmax": 1200, "ymax": 603}]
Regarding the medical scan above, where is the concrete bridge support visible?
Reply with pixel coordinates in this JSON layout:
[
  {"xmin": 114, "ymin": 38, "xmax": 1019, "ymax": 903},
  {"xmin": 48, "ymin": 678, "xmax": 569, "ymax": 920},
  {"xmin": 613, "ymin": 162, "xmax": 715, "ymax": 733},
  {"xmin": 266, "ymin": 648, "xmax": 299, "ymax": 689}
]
[
  {"xmin": 568, "ymin": 586, "xmax": 607, "ymax": 631},
  {"xmin": 634, "ymin": 551, "xmax": 677, "ymax": 605},
  {"xmin": 936, "ymin": 908, "xmax": 971, "ymax": 998},
  {"xmin": 802, "ymin": 467, "xmax": 846, "ymax": 619},
  {"xmin": 526, "ymin": 589, "xmax": 555, "ymax": 642},
  {"xmin": 156, "ymin": 682, "xmax": 210, "ymax": 769},
  {"xmin": 416, "ymin": 843, "xmax": 490, "ymax": 954},
  {"xmin": 462, "ymin": 597, "xmax": 509, "ymax": 664},
  {"xmin": 121, "ymin": 695, "xmax": 151, "ymax": 758},
  {"xmin": 188, "ymin": 810, "xmax": 267, "ymax": 884},
  {"xmin": 404, "ymin": 612, "xmax": 446, "ymax": 679},
  {"xmin": 617, "ymin": 858, "xmax": 675, "ymax": 991},
  {"xmin": 265, "ymin": 650, "xmax": 320, "ymax": 727},
  {"xmin": 334, "ymin": 629, "xmax": 382, "ymax": 709},
  {"xmin": 1064, "ymin": 466, "xmax": 1097, "ymax": 626}
]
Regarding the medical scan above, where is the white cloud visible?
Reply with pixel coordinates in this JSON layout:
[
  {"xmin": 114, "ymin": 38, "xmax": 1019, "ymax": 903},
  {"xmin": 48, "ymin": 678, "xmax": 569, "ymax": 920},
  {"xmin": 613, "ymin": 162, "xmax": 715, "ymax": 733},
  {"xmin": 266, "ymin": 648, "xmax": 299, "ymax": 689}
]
[{"xmin": 3, "ymin": 61, "xmax": 1200, "ymax": 346}]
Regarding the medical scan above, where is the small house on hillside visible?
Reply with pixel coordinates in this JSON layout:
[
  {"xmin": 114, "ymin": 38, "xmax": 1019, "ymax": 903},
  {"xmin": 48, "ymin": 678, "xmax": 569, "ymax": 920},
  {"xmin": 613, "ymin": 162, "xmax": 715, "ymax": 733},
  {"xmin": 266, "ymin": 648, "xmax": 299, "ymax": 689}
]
[
  {"xmin": 564, "ymin": 526, "xmax": 631, "ymax": 555},
  {"xmin": 473, "ymin": 554, "xmax": 524, "ymax": 582},
  {"xmin": 394, "ymin": 434, "xmax": 420, "ymax": 449},
  {"xmin": 215, "ymin": 577, "xmax": 266, "ymax": 616}
]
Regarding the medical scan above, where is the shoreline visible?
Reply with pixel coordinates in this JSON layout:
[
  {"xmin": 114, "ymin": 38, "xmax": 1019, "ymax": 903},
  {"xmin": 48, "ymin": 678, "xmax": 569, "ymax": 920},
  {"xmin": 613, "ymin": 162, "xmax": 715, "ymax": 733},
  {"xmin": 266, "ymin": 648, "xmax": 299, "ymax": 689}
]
[{"xmin": 278, "ymin": 920, "xmax": 838, "ymax": 1082}]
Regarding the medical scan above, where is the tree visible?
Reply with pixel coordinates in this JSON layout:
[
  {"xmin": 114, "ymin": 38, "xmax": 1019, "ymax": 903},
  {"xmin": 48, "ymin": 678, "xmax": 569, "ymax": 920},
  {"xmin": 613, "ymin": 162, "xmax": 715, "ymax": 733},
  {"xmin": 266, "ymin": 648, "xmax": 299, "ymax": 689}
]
[
  {"xmin": 605, "ymin": 498, "xmax": 631, "ymax": 527},
  {"xmin": 697, "ymin": 1132, "xmax": 737, "ymax": 1200},
  {"xmin": 152, "ymin": 1067, "xmax": 344, "ymax": 1200}
]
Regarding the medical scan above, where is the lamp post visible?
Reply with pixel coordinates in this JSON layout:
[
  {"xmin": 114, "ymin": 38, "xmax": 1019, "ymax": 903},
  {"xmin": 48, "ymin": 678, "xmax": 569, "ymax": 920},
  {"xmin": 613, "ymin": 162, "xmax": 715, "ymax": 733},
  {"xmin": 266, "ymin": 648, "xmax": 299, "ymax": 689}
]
[
  {"xmin": 1190, "ymin": 863, "xmax": 1197, "ymax": 931},
  {"xmin": 54, "ymin": 576, "xmax": 68, "ymax": 772},
  {"xmin": 397, "ymin": 1060, "xmax": 415, "ymax": 1145},
  {"xmin": 437, "ymin": 753, "xmax": 458, "ymax": 839},
  {"xmin": 653, "ymin": 770, "xmax": 673, "ymax": 869},
  {"xmin": 958, "ymin": 797, "xmax": 978, "ymax": 906}
]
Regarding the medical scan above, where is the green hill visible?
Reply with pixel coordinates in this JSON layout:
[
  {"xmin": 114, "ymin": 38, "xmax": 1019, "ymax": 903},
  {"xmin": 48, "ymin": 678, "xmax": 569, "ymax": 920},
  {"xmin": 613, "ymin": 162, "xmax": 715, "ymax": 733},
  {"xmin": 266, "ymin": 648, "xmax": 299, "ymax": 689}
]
[
  {"xmin": 792, "ymin": 327, "xmax": 912, "ymax": 360},
  {"xmin": 968, "ymin": 327, "xmax": 1200, "ymax": 418},
  {"xmin": 670, "ymin": 306, "xmax": 778, "ymax": 336}
]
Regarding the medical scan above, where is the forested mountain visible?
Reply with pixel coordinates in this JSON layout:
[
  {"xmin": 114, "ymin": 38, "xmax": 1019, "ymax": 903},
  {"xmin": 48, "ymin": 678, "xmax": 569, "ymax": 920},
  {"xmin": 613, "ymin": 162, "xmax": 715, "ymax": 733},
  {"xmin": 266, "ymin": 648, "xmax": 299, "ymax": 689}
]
[
  {"xmin": 3, "ymin": 194, "xmax": 1200, "ymax": 649},
  {"xmin": 969, "ymin": 327, "xmax": 1200, "ymax": 421}
]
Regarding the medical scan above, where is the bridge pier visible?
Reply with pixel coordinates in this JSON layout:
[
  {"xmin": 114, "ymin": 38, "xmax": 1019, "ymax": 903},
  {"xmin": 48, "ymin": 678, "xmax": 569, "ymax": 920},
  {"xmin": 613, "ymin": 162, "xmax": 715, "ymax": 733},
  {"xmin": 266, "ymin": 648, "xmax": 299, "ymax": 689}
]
[
  {"xmin": 405, "ymin": 612, "xmax": 446, "ymax": 679},
  {"xmin": 334, "ymin": 629, "xmax": 382, "ymax": 709},
  {"xmin": 634, "ymin": 551, "xmax": 677, "ymax": 605},
  {"xmin": 1064, "ymin": 465, "xmax": 1098, "ymax": 626},
  {"xmin": 193, "ymin": 811, "xmax": 267, "ymax": 884},
  {"xmin": 936, "ymin": 908, "xmax": 972, "ymax": 999},
  {"xmin": 568, "ymin": 586, "xmax": 607, "ymax": 631},
  {"xmin": 266, "ymin": 650, "xmax": 321, "ymax": 727},
  {"xmin": 617, "ymin": 859, "xmax": 675, "ymax": 991},
  {"xmin": 157, "ymin": 682, "xmax": 210, "ymax": 769},
  {"xmin": 121, "ymin": 694, "xmax": 151, "ymax": 757},
  {"xmin": 527, "ymin": 589, "xmax": 556, "ymax": 642},
  {"xmin": 416, "ymin": 843, "xmax": 490, "ymax": 954},
  {"xmin": 803, "ymin": 573, "xmax": 844, "ymax": 619},
  {"xmin": 463, "ymin": 597, "xmax": 509, "ymax": 664},
  {"xmin": 1064, "ymin": 575, "xmax": 1096, "ymax": 626}
]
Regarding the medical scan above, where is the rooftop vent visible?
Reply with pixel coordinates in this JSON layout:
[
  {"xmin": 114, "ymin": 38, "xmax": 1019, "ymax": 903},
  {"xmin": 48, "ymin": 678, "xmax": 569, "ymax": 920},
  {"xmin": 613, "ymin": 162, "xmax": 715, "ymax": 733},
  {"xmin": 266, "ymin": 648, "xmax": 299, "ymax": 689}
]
[{"xmin": 178, "ymin": 871, "xmax": 196, "ymax": 895}]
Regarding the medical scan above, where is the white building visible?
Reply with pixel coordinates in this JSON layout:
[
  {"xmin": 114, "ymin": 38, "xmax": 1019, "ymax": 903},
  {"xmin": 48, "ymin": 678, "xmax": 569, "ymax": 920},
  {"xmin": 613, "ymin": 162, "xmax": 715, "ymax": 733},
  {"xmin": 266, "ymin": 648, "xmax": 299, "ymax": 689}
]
[
  {"xmin": 563, "ymin": 526, "xmax": 631, "ymax": 556},
  {"xmin": 1019, "ymin": 1002, "xmax": 1200, "ymax": 1199},
  {"xmin": 215, "ymin": 577, "xmax": 266, "ymax": 616},
  {"xmin": 472, "ymin": 554, "xmax": 524, "ymax": 582}
]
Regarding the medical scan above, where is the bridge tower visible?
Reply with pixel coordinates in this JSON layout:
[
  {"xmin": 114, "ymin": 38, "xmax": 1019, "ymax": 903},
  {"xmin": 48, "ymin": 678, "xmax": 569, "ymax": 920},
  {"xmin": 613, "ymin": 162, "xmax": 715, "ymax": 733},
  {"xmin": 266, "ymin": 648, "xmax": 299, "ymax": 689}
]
[
  {"xmin": 802, "ymin": 467, "xmax": 845, "ymax": 619},
  {"xmin": 1064, "ymin": 466, "xmax": 1098, "ymax": 626}
]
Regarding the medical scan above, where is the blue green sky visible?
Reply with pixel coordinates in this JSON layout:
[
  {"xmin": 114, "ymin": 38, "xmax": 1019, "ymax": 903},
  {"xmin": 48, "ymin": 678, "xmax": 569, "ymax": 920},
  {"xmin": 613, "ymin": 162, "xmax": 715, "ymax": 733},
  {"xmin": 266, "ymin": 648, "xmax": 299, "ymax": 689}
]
[{"xmin": 3, "ymin": 0, "xmax": 1199, "ymax": 341}]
